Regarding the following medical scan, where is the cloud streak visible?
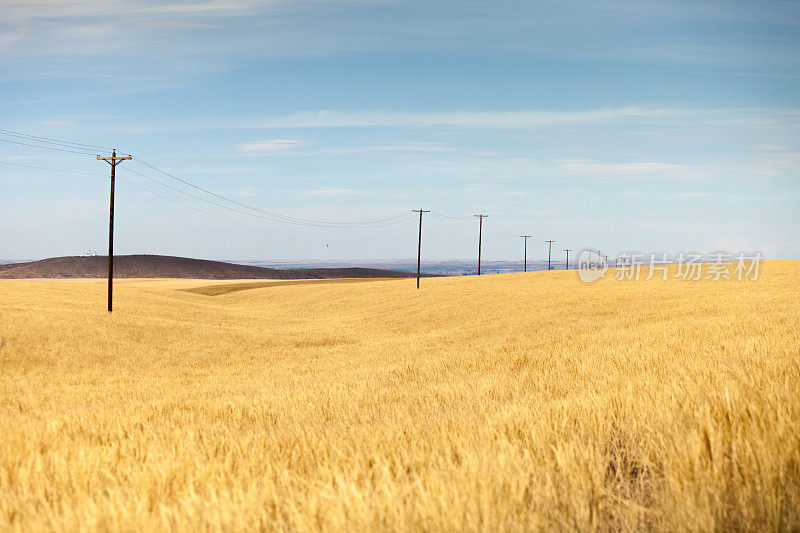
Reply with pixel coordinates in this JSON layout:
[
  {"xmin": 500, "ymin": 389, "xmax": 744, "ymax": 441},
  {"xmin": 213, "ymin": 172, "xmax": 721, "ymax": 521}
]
[
  {"xmin": 3, "ymin": 0, "xmax": 799, "ymax": 83},
  {"xmin": 157, "ymin": 106, "xmax": 796, "ymax": 134},
  {"xmin": 249, "ymin": 107, "xmax": 686, "ymax": 129},
  {"xmin": 323, "ymin": 142, "xmax": 456, "ymax": 154},
  {"xmin": 235, "ymin": 139, "xmax": 313, "ymax": 152},
  {"xmin": 558, "ymin": 159, "xmax": 700, "ymax": 178}
]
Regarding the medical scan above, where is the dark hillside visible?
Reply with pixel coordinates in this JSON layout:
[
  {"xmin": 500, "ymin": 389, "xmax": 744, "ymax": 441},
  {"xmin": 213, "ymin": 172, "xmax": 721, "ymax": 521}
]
[{"xmin": 0, "ymin": 255, "xmax": 425, "ymax": 280}]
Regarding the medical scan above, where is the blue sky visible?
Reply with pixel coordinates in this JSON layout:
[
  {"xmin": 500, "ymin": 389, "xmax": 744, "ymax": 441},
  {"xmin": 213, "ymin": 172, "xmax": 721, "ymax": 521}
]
[{"xmin": 1, "ymin": 0, "xmax": 799, "ymax": 261}]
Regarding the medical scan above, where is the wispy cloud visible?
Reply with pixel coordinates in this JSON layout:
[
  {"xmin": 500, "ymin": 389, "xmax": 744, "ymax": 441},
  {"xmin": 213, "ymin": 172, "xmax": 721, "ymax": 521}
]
[
  {"xmin": 676, "ymin": 192, "xmax": 708, "ymax": 199},
  {"xmin": 558, "ymin": 159, "xmax": 703, "ymax": 179},
  {"xmin": 131, "ymin": 1, "xmax": 269, "ymax": 17},
  {"xmin": 2, "ymin": 0, "xmax": 268, "ymax": 22},
  {"xmin": 235, "ymin": 139, "xmax": 313, "ymax": 152},
  {"xmin": 249, "ymin": 107, "xmax": 686, "ymax": 129},
  {"xmin": 155, "ymin": 106, "xmax": 799, "ymax": 134},
  {"xmin": 302, "ymin": 187, "xmax": 365, "ymax": 196},
  {"xmin": 323, "ymin": 142, "xmax": 456, "ymax": 154},
  {"xmin": 123, "ymin": 20, "xmax": 219, "ymax": 29},
  {"xmin": 3, "ymin": 0, "xmax": 799, "ymax": 86},
  {"xmin": 749, "ymin": 144, "xmax": 788, "ymax": 151}
]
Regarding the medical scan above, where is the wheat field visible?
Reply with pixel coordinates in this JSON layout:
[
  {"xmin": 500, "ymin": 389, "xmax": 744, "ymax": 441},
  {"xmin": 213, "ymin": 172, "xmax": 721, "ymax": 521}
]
[{"xmin": 0, "ymin": 261, "xmax": 798, "ymax": 531}]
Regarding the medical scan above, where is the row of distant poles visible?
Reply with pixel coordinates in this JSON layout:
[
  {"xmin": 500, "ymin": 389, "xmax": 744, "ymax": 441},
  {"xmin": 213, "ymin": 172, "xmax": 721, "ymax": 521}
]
[
  {"xmin": 520, "ymin": 237, "xmax": 570, "ymax": 273},
  {"xmin": 97, "ymin": 153, "xmax": 573, "ymax": 311},
  {"xmin": 412, "ymin": 210, "xmax": 572, "ymax": 290}
]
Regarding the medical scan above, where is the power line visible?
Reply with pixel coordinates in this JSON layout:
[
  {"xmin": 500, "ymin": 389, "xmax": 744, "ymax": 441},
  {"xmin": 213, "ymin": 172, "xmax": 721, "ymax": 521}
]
[
  {"xmin": 0, "ymin": 160, "xmax": 104, "ymax": 176},
  {"xmin": 0, "ymin": 130, "xmax": 431, "ymax": 229},
  {"xmin": 429, "ymin": 211, "xmax": 472, "ymax": 221},
  {"xmin": 0, "ymin": 157, "xmax": 346, "ymax": 245},
  {"xmin": 484, "ymin": 218, "xmax": 519, "ymax": 240},
  {"xmin": 0, "ymin": 128, "xmax": 113, "ymax": 151},
  {"xmin": 483, "ymin": 220, "xmax": 516, "ymax": 242},
  {"xmin": 120, "ymin": 176, "xmax": 414, "ymax": 248},
  {"xmin": 0, "ymin": 137, "xmax": 98, "ymax": 156},
  {"xmin": 131, "ymin": 156, "xmax": 410, "ymax": 228},
  {"xmin": 122, "ymin": 166, "xmax": 412, "ymax": 232},
  {"xmin": 0, "ymin": 146, "xmax": 413, "ymax": 247},
  {"xmin": 118, "ymin": 177, "xmax": 325, "ymax": 245},
  {"xmin": 425, "ymin": 217, "xmax": 472, "ymax": 230},
  {"xmin": 2, "ymin": 130, "xmax": 581, "ymax": 274},
  {"xmin": 325, "ymin": 220, "xmax": 417, "ymax": 247}
]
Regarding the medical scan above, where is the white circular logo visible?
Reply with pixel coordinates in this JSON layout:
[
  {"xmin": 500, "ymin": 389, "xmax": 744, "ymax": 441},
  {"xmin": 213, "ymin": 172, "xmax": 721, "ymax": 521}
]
[{"xmin": 577, "ymin": 249, "xmax": 608, "ymax": 283}]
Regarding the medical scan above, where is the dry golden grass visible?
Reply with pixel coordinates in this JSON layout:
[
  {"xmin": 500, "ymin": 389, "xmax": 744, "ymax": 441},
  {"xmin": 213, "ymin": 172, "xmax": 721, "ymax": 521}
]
[
  {"xmin": 180, "ymin": 278, "xmax": 397, "ymax": 297},
  {"xmin": 0, "ymin": 261, "xmax": 798, "ymax": 531}
]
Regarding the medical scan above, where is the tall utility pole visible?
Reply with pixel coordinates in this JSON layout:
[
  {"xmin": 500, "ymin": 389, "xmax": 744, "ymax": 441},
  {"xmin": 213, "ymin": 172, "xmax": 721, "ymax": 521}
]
[
  {"xmin": 474, "ymin": 214, "xmax": 488, "ymax": 275},
  {"xmin": 545, "ymin": 240, "xmax": 555, "ymax": 270},
  {"xmin": 564, "ymin": 249, "xmax": 572, "ymax": 270},
  {"xmin": 520, "ymin": 235, "xmax": 531, "ymax": 272},
  {"xmin": 97, "ymin": 150, "xmax": 131, "ymax": 312},
  {"xmin": 412, "ymin": 209, "xmax": 429, "ymax": 289}
]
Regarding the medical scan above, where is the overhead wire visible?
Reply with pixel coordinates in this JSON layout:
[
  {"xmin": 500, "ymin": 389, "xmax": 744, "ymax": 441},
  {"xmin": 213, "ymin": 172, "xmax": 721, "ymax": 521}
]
[
  {"xmin": 131, "ymin": 156, "xmax": 411, "ymax": 228},
  {"xmin": 426, "ymin": 212, "xmax": 475, "ymax": 230},
  {"xmin": 120, "ymin": 166, "xmax": 407, "ymax": 230},
  {"xmin": 429, "ymin": 211, "xmax": 472, "ymax": 221},
  {"xmin": 0, "ymin": 137, "xmax": 98, "ymax": 156},
  {"xmin": 0, "ymin": 128, "xmax": 113, "ymax": 151},
  {"xmin": 2, "ymin": 129, "xmax": 554, "ymax": 254},
  {"xmin": 327, "ymin": 219, "xmax": 418, "ymax": 247},
  {"xmin": 485, "ymin": 218, "xmax": 521, "ymax": 240},
  {"xmin": 117, "ymin": 177, "xmax": 325, "ymax": 245},
  {"xmin": 426, "ymin": 217, "xmax": 473, "ymax": 230},
  {"xmin": 119, "ymin": 176, "xmax": 417, "ymax": 248},
  {"xmin": 0, "ymin": 160, "xmax": 104, "ymax": 176},
  {"xmin": 0, "ymin": 129, "xmax": 413, "ymax": 229},
  {"xmin": 484, "ymin": 224, "xmax": 515, "ymax": 242}
]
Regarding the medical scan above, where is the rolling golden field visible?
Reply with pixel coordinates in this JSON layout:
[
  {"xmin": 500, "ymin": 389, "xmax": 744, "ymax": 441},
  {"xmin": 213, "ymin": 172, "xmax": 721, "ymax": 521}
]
[{"xmin": 1, "ymin": 261, "xmax": 798, "ymax": 531}]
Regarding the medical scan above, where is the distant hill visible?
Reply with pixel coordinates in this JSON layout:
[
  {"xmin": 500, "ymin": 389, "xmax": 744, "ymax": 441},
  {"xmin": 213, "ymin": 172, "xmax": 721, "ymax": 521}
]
[
  {"xmin": 0, "ymin": 255, "xmax": 428, "ymax": 280},
  {"xmin": 243, "ymin": 259, "xmax": 559, "ymax": 275}
]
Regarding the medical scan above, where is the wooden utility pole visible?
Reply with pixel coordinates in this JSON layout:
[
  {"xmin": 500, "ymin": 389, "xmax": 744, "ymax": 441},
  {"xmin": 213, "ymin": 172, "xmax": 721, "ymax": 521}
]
[
  {"xmin": 412, "ymin": 209, "xmax": 429, "ymax": 289},
  {"xmin": 97, "ymin": 150, "xmax": 131, "ymax": 312},
  {"xmin": 545, "ymin": 240, "xmax": 555, "ymax": 270},
  {"xmin": 520, "ymin": 235, "xmax": 531, "ymax": 272},
  {"xmin": 474, "ymin": 214, "xmax": 487, "ymax": 275},
  {"xmin": 564, "ymin": 249, "xmax": 572, "ymax": 270}
]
